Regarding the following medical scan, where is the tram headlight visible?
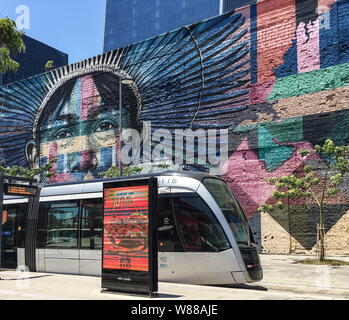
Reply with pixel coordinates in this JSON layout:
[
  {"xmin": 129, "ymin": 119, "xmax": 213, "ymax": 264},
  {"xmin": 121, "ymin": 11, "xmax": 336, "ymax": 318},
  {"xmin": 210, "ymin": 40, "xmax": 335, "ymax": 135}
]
[{"xmin": 241, "ymin": 248, "xmax": 261, "ymax": 270}]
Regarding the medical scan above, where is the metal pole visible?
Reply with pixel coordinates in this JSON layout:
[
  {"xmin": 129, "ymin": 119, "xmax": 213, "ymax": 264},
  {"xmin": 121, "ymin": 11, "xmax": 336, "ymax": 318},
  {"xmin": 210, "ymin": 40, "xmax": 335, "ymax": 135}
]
[
  {"xmin": 0, "ymin": 173, "xmax": 4, "ymax": 270},
  {"xmin": 119, "ymin": 77, "xmax": 123, "ymax": 176}
]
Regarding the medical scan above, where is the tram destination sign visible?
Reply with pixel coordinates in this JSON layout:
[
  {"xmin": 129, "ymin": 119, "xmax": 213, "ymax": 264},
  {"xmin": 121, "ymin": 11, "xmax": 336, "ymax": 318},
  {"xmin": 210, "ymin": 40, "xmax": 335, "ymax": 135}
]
[
  {"xmin": 4, "ymin": 183, "xmax": 38, "ymax": 197},
  {"xmin": 102, "ymin": 177, "xmax": 158, "ymax": 295}
]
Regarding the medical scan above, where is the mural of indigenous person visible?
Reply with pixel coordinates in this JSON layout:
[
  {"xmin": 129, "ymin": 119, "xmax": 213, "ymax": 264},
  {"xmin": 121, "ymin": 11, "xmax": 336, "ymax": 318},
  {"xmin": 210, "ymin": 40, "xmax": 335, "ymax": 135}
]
[
  {"xmin": 28, "ymin": 73, "xmax": 139, "ymax": 182},
  {"xmin": 0, "ymin": 10, "xmax": 251, "ymax": 183}
]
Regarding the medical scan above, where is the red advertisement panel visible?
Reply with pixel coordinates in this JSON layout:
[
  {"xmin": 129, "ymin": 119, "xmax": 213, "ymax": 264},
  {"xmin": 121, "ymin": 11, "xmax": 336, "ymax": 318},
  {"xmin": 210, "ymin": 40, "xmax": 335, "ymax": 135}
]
[{"xmin": 103, "ymin": 185, "xmax": 149, "ymax": 272}]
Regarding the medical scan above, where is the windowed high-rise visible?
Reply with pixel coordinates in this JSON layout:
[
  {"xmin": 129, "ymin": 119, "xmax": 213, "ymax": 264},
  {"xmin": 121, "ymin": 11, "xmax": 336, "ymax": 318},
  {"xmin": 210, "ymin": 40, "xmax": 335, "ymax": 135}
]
[
  {"xmin": 104, "ymin": 0, "xmax": 256, "ymax": 52},
  {"xmin": 0, "ymin": 35, "xmax": 68, "ymax": 86},
  {"xmin": 223, "ymin": 0, "xmax": 257, "ymax": 12}
]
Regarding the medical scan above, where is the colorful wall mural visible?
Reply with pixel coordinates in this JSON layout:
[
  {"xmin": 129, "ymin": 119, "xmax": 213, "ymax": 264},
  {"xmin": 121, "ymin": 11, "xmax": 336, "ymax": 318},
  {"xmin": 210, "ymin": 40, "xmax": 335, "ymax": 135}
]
[{"xmin": 1, "ymin": 0, "xmax": 349, "ymax": 254}]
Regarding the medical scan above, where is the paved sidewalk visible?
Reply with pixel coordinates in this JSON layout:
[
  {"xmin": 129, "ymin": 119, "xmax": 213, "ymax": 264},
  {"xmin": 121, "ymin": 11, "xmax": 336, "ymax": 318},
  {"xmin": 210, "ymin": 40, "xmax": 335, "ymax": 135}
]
[
  {"xmin": 0, "ymin": 254, "xmax": 348, "ymax": 300},
  {"xmin": 239, "ymin": 254, "xmax": 349, "ymax": 297},
  {"xmin": 0, "ymin": 270, "xmax": 345, "ymax": 300}
]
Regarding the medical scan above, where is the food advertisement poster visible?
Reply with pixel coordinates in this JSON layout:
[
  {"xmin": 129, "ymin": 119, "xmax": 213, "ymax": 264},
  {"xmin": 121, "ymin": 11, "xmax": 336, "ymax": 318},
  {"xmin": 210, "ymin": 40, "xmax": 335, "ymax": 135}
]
[
  {"xmin": 102, "ymin": 177, "xmax": 158, "ymax": 295},
  {"xmin": 103, "ymin": 185, "xmax": 149, "ymax": 272}
]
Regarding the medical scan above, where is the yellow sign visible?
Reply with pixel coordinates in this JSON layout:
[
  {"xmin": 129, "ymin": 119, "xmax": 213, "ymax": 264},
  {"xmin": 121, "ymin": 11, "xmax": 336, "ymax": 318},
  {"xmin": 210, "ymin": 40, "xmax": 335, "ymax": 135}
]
[{"xmin": 4, "ymin": 184, "xmax": 37, "ymax": 197}]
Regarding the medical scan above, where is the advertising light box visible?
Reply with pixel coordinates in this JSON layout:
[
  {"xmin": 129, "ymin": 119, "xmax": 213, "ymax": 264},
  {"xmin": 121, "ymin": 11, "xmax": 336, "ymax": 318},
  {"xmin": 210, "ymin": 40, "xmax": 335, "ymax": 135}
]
[{"xmin": 102, "ymin": 177, "xmax": 158, "ymax": 295}]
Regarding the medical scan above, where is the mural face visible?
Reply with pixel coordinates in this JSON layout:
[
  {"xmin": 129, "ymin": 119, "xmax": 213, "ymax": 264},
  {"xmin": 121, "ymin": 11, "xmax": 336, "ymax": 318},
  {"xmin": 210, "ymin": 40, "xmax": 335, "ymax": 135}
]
[
  {"xmin": 0, "ymin": 10, "xmax": 251, "ymax": 183},
  {"xmin": 1, "ymin": 0, "xmax": 349, "ymax": 254},
  {"xmin": 32, "ymin": 73, "xmax": 137, "ymax": 182}
]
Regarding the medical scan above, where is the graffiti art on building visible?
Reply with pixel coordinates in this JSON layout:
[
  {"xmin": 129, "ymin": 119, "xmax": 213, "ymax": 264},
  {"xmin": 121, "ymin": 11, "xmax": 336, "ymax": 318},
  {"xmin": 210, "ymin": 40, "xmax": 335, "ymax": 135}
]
[
  {"xmin": 0, "ymin": 11, "xmax": 251, "ymax": 182},
  {"xmin": 1, "ymin": 0, "xmax": 349, "ymax": 254}
]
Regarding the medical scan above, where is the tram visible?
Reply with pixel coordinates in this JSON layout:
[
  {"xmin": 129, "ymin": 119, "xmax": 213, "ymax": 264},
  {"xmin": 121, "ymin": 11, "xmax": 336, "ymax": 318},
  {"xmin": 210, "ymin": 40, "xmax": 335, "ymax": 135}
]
[{"xmin": 2, "ymin": 171, "xmax": 262, "ymax": 285}]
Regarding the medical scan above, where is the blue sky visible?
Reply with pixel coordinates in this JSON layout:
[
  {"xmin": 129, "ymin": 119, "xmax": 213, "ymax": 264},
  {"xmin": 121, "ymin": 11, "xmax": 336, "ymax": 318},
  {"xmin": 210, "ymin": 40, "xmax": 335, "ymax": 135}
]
[{"xmin": 0, "ymin": 0, "xmax": 106, "ymax": 63}]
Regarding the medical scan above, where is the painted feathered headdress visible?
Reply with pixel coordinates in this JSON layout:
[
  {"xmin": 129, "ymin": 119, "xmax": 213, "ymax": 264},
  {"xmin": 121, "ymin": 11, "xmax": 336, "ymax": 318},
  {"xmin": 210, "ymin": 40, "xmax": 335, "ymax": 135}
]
[{"xmin": 0, "ymin": 11, "xmax": 250, "ymax": 168}]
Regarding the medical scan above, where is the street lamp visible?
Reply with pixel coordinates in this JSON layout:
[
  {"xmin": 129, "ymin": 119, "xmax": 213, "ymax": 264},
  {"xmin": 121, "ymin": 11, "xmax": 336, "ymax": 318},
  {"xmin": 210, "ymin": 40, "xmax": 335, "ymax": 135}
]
[{"xmin": 119, "ymin": 75, "xmax": 134, "ymax": 176}]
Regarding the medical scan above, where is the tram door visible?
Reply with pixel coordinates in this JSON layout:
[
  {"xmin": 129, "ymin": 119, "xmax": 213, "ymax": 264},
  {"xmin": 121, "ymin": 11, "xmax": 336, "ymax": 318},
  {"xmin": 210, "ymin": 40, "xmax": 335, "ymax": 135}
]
[
  {"xmin": 157, "ymin": 193, "xmax": 200, "ymax": 283},
  {"xmin": 1, "ymin": 204, "xmax": 26, "ymax": 269}
]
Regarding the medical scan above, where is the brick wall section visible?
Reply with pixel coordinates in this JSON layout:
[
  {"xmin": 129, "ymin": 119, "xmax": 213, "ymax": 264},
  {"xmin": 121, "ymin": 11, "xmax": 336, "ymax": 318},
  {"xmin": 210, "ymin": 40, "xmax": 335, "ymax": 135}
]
[
  {"xmin": 231, "ymin": 0, "xmax": 349, "ymax": 256},
  {"xmin": 261, "ymin": 211, "xmax": 291, "ymax": 254},
  {"xmin": 325, "ymin": 211, "xmax": 349, "ymax": 255},
  {"xmin": 256, "ymin": 0, "xmax": 296, "ymax": 82},
  {"xmin": 262, "ymin": 207, "xmax": 349, "ymax": 256}
]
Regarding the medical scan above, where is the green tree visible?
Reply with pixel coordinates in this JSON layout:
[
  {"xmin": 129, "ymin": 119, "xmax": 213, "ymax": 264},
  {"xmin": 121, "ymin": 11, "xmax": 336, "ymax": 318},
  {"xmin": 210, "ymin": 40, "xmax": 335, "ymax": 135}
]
[
  {"xmin": 0, "ymin": 159, "xmax": 56, "ymax": 181},
  {"xmin": 98, "ymin": 164, "xmax": 171, "ymax": 178},
  {"xmin": 45, "ymin": 60, "xmax": 55, "ymax": 71},
  {"xmin": 0, "ymin": 18, "xmax": 26, "ymax": 74},
  {"xmin": 259, "ymin": 139, "xmax": 349, "ymax": 262},
  {"xmin": 98, "ymin": 166, "xmax": 143, "ymax": 178}
]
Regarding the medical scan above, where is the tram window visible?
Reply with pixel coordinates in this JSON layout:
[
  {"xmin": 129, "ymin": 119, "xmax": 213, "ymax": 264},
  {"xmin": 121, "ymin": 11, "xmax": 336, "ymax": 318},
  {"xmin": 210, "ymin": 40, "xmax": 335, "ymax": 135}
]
[
  {"xmin": 157, "ymin": 196, "xmax": 184, "ymax": 252},
  {"xmin": 37, "ymin": 204, "xmax": 48, "ymax": 248},
  {"xmin": 203, "ymin": 178, "xmax": 251, "ymax": 246},
  {"xmin": 80, "ymin": 199, "xmax": 103, "ymax": 250},
  {"xmin": 172, "ymin": 195, "xmax": 231, "ymax": 252},
  {"xmin": 43, "ymin": 201, "xmax": 79, "ymax": 248}
]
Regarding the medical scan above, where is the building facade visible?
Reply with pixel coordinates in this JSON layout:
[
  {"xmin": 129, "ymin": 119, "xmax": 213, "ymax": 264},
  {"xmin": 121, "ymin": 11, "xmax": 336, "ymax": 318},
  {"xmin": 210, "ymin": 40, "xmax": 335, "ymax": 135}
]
[
  {"xmin": 0, "ymin": 35, "xmax": 68, "ymax": 86},
  {"xmin": 223, "ymin": 0, "xmax": 257, "ymax": 12},
  {"xmin": 104, "ymin": 0, "xmax": 256, "ymax": 52},
  {"xmin": 1, "ymin": 0, "xmax": 349, "ymax": 256}
]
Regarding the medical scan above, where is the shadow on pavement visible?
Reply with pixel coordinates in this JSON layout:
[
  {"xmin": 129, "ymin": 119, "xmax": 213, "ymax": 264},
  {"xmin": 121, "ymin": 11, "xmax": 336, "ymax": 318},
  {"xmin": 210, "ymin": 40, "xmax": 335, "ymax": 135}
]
[
  {"xmin": 157, "ymin": 293, "xmax": 183, "ymax": 299},
  {"xmin": 214, "ymin": 284, "xmax": 269, "ymax": 291},
  {"xmin": 101, "ymin": 289, "xmax": 182, "ymax": 299},
  {"xmin": 0, "ymin": 275, "xmax": 53, "ymax": 281}
]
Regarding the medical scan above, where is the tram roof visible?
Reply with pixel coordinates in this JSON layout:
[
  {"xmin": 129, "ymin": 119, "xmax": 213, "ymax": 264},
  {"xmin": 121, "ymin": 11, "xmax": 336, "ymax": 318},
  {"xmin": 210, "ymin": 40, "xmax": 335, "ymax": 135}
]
[
  {"xmin": 2, "ymin": 171, "xmax": 221, "ymax": 200},
  {"xmin": 44, "ymin": 170, "xmax": 217, "ymax": 188}
]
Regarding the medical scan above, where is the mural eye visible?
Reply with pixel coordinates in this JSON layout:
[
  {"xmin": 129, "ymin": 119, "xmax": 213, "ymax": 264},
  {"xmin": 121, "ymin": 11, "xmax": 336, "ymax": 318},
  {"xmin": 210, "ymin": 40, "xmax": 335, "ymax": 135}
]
[
  {"xmin": 55, "ymin": 130, "xmax": 72, "ymax": 139},
  {"xmin": 96, "ymin": 121, "xmax": 115, "ymax": 132}
]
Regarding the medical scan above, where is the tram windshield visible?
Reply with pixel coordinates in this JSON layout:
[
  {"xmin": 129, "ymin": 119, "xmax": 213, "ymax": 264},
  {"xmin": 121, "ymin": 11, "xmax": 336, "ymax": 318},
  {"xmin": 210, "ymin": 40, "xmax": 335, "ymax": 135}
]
[
  {"xmin": 203, "ymin": 178, "xmax": 251, "ymax": 246},
  {"xmin": 172, "ymin": 194, "xmax": 231, "ymax": 252}
]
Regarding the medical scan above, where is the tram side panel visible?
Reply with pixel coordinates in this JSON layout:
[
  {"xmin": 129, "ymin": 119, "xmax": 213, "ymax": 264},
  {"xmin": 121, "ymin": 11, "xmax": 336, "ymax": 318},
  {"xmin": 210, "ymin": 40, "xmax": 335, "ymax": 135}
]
[
  {"xmin": 7, "ymin": 197, "xmax": 252, "ymax": 283},
  {"xmin": 4, "ymin": 175, "xmax": 262, "ymax": 284}
]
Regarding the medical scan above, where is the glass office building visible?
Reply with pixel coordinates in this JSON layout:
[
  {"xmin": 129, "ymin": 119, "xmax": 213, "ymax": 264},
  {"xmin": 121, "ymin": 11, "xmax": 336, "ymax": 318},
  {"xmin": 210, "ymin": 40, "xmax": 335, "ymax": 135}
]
[
  {"xmin": 223, "ymin": 0, "xmax": 257, "ymax": 12},
  {"xmin": 104, "ymin": 0, "xmax": 257, "ymax": 52},
  {"xmin": 104, "ymin": 0, "xmax": 219, "ymax": 51},
  {"xmin": 0, "ymin": 35, "xmax": 68, "ymax": 86}
]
